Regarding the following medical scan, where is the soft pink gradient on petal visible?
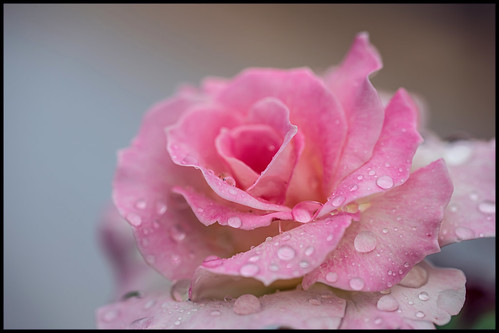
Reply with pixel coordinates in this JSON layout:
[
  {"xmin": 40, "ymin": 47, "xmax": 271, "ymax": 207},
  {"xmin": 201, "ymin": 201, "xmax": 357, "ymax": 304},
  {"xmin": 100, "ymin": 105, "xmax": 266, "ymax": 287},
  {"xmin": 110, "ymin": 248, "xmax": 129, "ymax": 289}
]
[
  {"xmin": 413, "ymin": 135, "xmax": 496, "ymax": 246},
  {"xmin": 304, "ymin": 159, "xmax": 452, "ymax": 292},
  {"xmin": 339, "ymin": 261, "xmax": 465, "ymax": 329},
  {"xmin": 113, "ymin": 97, "xmax": 234, "ymax": 280},
  {"xmin": 319, "ymin": 88, "xmax": 423, "ymax": 217},
  {"xmin": 96, "ymin": 284, "xmax": 345, "ymax": 329},
  {"xmin": 217, "ymin": 68, "xmax": 347, "ymax": 201},
  {"xmin": 190, "ymin": 214, "xmax": 352, "ymax": 294},
  {"xmin": 324, "ymin": 32, "xmax": 385, "ymax": 192},
  {"xmin": 173, "ymin": 186, "xmax": 292, "ymax": 230}
]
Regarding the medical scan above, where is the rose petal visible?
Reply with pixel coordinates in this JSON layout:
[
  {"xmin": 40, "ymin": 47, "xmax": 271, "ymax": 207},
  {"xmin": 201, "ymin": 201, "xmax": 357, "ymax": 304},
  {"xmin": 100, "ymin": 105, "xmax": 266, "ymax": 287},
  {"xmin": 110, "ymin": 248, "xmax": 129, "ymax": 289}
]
[
  {"xmin": 303, "ymin": 159, "xmax": 452, "ymax": 291},
  {"xmin": 413, "ymin": 135, "xmax": 496, "ymax": 246},
  {"xmin": 217, "ymin": 67, "xmax": 347, "ymax": 201},
  {"xmin": 173, "ymin": 186, "xmax": 292, "ymax": 230},
  {"xmin": 96, "ymin": 284, "xmax": 345, "ymax": 329},
  {"xmin": 114, "ymin": 97, "xmax": 235, "ymax": 280},
  {"xmin": 338, "ymin": 260, "xmax": 465, "ymax": 329},
  {"xmin": 245, "ymin": 98, "xmax": 305, "ymax": 204},
  {"xmin": 318, "ymin": 88, "xmax": 423, "ymax": 217},
  {"xmin": 324, "ymin": 32, "xmax": 385, "ymax": 191},
  {"xmin": 190, "ymin": 214, "xmax": 352, "ymax": 297}
]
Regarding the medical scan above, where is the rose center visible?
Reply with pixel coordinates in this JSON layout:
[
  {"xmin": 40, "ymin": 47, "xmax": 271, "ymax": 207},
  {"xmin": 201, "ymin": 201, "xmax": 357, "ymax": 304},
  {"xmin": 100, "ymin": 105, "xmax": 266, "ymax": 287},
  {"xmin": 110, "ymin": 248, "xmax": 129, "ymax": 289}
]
[{"xmin": 221, "ymin": 124, "xmax": 282, "ymax": 174}]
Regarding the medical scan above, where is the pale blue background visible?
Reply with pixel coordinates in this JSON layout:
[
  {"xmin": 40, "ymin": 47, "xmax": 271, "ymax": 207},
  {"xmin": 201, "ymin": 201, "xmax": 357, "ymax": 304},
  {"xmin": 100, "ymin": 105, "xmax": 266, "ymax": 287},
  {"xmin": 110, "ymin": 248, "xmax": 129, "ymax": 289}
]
[{"xmin": 4, "ymin": 4, "xmax": 495, "ymax": 328}]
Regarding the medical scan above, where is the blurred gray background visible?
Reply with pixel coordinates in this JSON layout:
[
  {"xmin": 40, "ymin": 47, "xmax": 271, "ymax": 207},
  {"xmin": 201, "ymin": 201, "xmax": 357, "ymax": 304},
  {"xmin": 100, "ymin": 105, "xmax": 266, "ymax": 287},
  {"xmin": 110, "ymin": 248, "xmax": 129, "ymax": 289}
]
[{"xmin": 4, "ymin": 4, "xmax": 495, "ymax": 329}]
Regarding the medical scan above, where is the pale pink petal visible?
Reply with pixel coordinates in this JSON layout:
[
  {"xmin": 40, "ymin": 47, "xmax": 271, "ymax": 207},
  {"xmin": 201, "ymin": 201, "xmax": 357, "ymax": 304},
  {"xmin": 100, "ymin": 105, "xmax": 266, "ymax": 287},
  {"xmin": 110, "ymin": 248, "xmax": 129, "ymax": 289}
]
[
  {"xmin": 413, "ymin": 135, "xmax": 496, "ymax": 246},
  {"xmin": 217, "ymin": 68, "xmax": 347, "ymax": 200},
  {"xmin": 114, "ymin": 97, "xmax": 235, "ymax": 281},
  {"xmin": 96, "ymin": 284, "xmax": 345, "ymax": 329},
  {"xmin": 339, "ymin": 261, "xmax": 466, "ymax": 329},
  {"xmin": 201, "ymin": 76, "xmax": 229, "ymax": 95},
  {"xmin": 173, "ymin": 186, "xmax": 292, "ymax": 230},
  {"xmin": 303, "ymin": 159, "xmax": 452, "ymax": 292},
  {"xmin": 190, "ymin": 214, "xmax": 352, "ymax": 298},
  {"xmin": 324, "ymin": 32, "xmax": 385, "ymax": 191},
  {"xmin": 98, "ymin": 204, "xmax": 169, "ymax": 301},
  {"xmin": 318, "ymin": 88, "xmax": 423, "ymax": 217}
]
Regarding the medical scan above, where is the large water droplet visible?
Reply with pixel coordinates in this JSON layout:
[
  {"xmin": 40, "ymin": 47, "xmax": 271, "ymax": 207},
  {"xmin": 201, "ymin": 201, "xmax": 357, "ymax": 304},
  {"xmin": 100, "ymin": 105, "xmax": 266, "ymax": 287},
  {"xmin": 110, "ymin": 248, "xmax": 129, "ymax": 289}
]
[
  {"xmin": 376, "ymin": 175, "xmax": 394, "ymax": 189},
  {"xmin": 377, "ymin": 295, "xmax": 399, "ymax": 312},
  {"xmin": 455, "ymin": 227, "xmax": 475, "ymax": 240},
  {"xmin": 224, "ymin": 176, "xmax": 237, "ymax": 187},
  {"xmin": 240, "ymin": 263, "xmax": 259, "ymax": 277},
  {"xmin": 127, "ymin": 213, "xmax": 142, "ymax": 227},
  {"xmin": 305, "ymin": 246, "xmax": 314, "ymax": 256},
  {"xmin": 354, "ymin": 231, "xmax": 377, "ymax": 253},
  {"xmin": 277, "ymin": 245, "xmax": 296, "ymax": 261},
  {"xmin": 325, "ymin": 272, "xmax": 338, "ymax": 283},
  {"xmin": 331, "ymin": 196, "xmax": 345, "ymax": 207},
  {"xmin": 292, "ymin": 201, "xmax": 322, "ymax": 223},
  {"xmin": 415, "ymin": 311, "xmax": 425, "ymax": 318},
  {"xmin": 399, "ymin": 265, "xmax": 428, "ymax": 288},
  {"xmin": 102, "ymin": 309, "xmax": 120, "ymax": 322},
  {"xmin": 170, "ymin": 225, "xmax": 186, "ymax": 242},
  {"xmin": 129, "ymin": 317, "xmax": 153, "ymax": 329},
  {"xmin": 171, "ymin": 279, "xmax": 190, "ymax": 302},
  {"xmin": 418, "ymin": 291, "xmax": 430, "ymax": 301},
  {"xmin": 478, "ymin": 200, "xmax": 495, "ymax": 214},
  {"xmin": 233, "ymin": 294, "xmax": 261, "ymax": 315},
  {"xmin": 444, "ymin": 144, "xmax": 472, "ymax": 165},
  {"xmin": 135, "ymin": 200, "xmax": 147, "ymax": 210},
  {"xmin": 299, "ymin": 260, "xmax": 310, "ymax": 269},
  {"xmin": 228, "ymin": 216, "xmax": 242, "ymax": 228},
  {"xmin": 349, "ymin": 277, "xmax": 365, "ymax": 290}
]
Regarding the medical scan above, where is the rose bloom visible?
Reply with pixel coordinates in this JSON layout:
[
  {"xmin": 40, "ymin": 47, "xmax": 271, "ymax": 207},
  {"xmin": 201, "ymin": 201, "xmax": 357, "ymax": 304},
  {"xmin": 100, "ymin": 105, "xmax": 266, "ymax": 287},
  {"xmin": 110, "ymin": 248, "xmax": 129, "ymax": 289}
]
[{"xmin": 96, "ymin": 33, "xmax": 495, "ymax": 329}]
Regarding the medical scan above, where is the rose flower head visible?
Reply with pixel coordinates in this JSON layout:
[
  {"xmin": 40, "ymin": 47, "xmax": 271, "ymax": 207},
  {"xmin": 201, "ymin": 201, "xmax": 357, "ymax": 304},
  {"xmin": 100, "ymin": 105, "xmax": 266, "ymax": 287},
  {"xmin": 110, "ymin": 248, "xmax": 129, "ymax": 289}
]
[{"xmin": 96, "ymin": 32, "xmax": 495, "ymax": 329}]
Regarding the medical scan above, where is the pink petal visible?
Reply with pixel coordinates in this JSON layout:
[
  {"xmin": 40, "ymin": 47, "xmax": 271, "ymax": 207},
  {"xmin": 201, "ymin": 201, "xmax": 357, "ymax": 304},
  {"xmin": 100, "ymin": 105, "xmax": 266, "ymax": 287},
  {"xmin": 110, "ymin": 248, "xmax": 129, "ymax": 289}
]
[
  {"xmin": 217, "ymin": 68, "xmax": 347, "ymax": 201},
  {"xmin": 190, "ymin": 214, "xmax": 352, "ymax": 299},
  {"xmin": 318, "ymin": 88, "xmax": 423, "ymax": 217},
  {"xmin": 303, "ymin": 159, "xmax": 453, "ymax": 292},
  {"xmin": 98, "ymin": 204, "xmax": 168, "ymax": 301},
  {"xmin": 173, "ymin": 186, "xmax": 292, "ymax": 230},
  {"xmin": 339, "ymin": 261, "xmax": 466, "ymax": 329},
  {"xmin": 413, "ymin": 135, "xmax": 496, "ymax": 246},
  {"xmin": 114, "ymin": 97, "xmax": 235, "ymax": 281},
  {"xmin": 246, "ymin": 99, "xmax": 305, "ymax": 204},
  {"xmin": 324, "ymin": 32, "xmax": 385, "ymax": 192},
  {"xmin": 96, "ymin": 284, "xmax": 345, "ymax": 329}
]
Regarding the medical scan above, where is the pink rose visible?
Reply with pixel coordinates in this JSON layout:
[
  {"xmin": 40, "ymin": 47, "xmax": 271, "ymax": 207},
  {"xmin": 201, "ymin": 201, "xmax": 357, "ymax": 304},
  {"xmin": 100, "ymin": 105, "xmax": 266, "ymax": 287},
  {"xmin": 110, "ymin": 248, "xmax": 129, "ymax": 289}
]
[{"xmin": 97, "ymin": 32, "xmax": 495, "ymax": 329}]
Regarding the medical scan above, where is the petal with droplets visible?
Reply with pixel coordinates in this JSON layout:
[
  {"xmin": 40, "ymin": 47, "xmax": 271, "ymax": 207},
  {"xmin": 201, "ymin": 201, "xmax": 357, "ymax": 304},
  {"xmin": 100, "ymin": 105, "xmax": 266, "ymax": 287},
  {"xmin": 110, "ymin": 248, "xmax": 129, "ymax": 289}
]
[{"xmin": 303, "ymin": 160, "xmax": 452, "ymax": 292}]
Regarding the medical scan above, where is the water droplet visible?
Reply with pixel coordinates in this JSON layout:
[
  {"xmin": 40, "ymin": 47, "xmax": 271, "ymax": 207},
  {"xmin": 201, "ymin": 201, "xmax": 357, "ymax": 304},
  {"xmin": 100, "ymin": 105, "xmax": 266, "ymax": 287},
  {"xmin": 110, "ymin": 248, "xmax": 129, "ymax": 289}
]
[
  {"xmin": 308, "ymin": 298, "xmax": 321, "ymax": 305},
  {"xmin": 331, "ymin": 196, "xmax": 345, "ymax": 207},
  {"xmin": 326, "ymin": 234, "xmax": 334, "ymax": 241},
  {"xmin": 374, "ymin": 318, "xmax": 383, "ymax": 325},
  {"xmin": 277, "ymin": 245, "xmax": 296, "ymax": 261},
  {"xmin": 325, "ymin": 272, "xmax": 338, "ymax": 283},
  {"xmin": 210, "ymin": 310, "xmax": 221, "ymax": 316},
  {"xmin": 233, "ymin": 294, "xmax": 261, "ymax": 315},
  {"xmin": 102, "ymin": 309, "xmax": 120, "ymax": 322},
  {"xmin": 171, "ymin": 279, "xmax": 190, "ymax": 302},
  {"xmin": 299, "ymin": 260, "xmax": 310, "ymax": 269},
  {"xmin": 240, "ymin": 263, "xmax": 259, "ymax": 277},
  {"xmin": 292, "ymin": 201, "xmax": 322, "ymax": 223},
  {"xmin": 349, "ymin": 184, "xmax": 359, "ymax": 192},
  {"xmin": 469, "ymin": 192, "xmax": 479, "ymax": 201},
  {"xmin": 227, "ymin": 216, "xmax": 242, "ymax": 228},
  {"xmin": 135, "ymin": 200, "xmax": 147, "ymax": 210},
  {"xmin": 478, "ymin": 200, "xmax": 495, "ymax": 214},
  {"xmin": 170, "ymin": 225, "xmax": 186, "ymax": 242},
  {"xmin": 399, "ymin": 265, "xmax": 428, "ymax": 288},
  {"xmin": 130, "ymin": 317, "xmax": 153, "ymax": 329},
  {"xmin": 377, "ymin": 295, "xmax": 399, "ymax": 312},
  {"xmin": 354, "ymin": 231, "xmax": 377, "ymax": 253},
  {"xmin": 376, "ymin": 175, "xmax": 394, "ymax": 189},
  {"xmin": 415, "ymin": 311, "xmax": 425, "ymax": 318},
  {"xmin": 444, "ymin": 144, "xmax": 472, "ymax": 165},
  {"xmin": 174, "ymin": 320, "xmax": 181, "ymax": 326},
  {"xmin": 127, "ymin": 213, "xmax": 142, "ymax": 227},
  {"xmin": 248, "ymin": 255, "xmax": 260, "ymax": 263},
  {"xmin": 455, "ymin": 227, "xmax": 475, "ymax": 240},
  {"xmin": 269, "ymin": 263, "xmax": 279, "ymax": 271},
  {"xmin": 357, "ymin": 175, "xmax": 364, "ymax": 180},
  {"xmin": 156, "ymin": 202, "xmax": 167, "ymax": 215},
  {"xmin": 349, "ymin": 277, "xmax": 365, "ymax": 290},
  {"xmin": 305, "ymin": 246, "xmax": 314, "ymax": 256},
  {"xmin": 368, "ymin": 170, "xmax": 376, "ymax": 176},
  {"xmin": 418, "ymin": 291, "xmax": 430, "ymax": 301},
  {"xmin": 382, "ymin": 228, "xmax": 389, "ymax": 234},
  {"xmin": 265, "ymin": 236, "xmax": 273, "ymax": 242}
]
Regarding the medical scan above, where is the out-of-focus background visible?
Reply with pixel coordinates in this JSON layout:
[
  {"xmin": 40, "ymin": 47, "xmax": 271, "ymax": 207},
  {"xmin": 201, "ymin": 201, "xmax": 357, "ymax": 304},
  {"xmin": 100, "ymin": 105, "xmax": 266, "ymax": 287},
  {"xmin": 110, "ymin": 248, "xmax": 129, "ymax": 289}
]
[{"xmin": 4, "ymin": 4, "xmax": 495, "ymax": 329}]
